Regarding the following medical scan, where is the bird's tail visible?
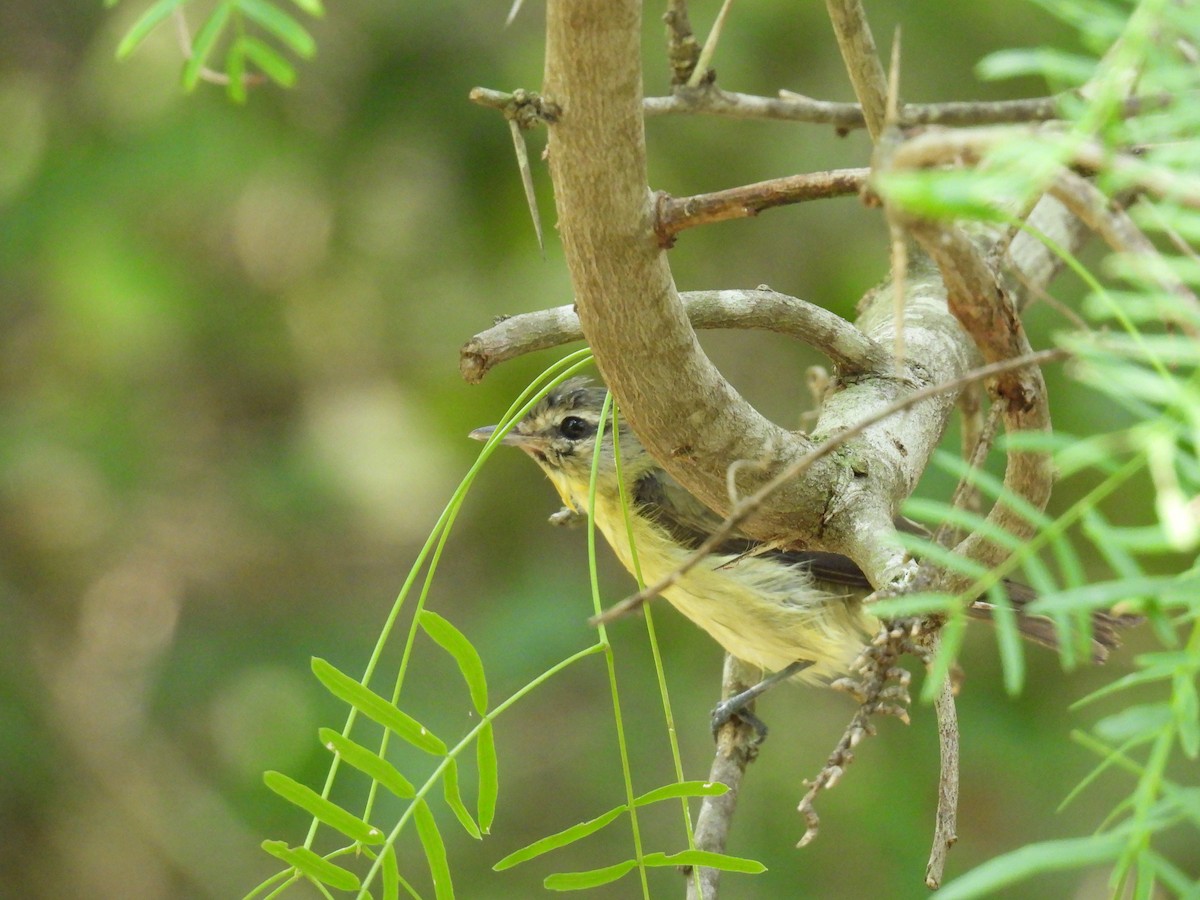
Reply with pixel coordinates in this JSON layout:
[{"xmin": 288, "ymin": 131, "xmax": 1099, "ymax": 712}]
[{"xmin": 968, "ymin": 582, "xmax": 1141, "ymax": 663}]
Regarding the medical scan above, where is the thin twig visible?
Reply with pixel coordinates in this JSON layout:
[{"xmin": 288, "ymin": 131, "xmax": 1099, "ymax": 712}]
[
  {"xmin": 687, "ymin": 655, "xmax": 761, "ymax": 900},
  {"xmin": 591, "ymin": 347, "xmax": 1070, "ymax": 625},
  {"xmin": 467, "ymin": 87, "xmax": 561, "ymax": 127},
  {"xmin": 644, "ymin": 85, "xmax": 1176, "ymax": 130},
  {"xmin": 825, "ymin": 0, "xmax": 890, "ymax": 140},
  {"xmin": 798, "ymin": 624, "xmax": 914, "ymax": 847},
  {"xmin": 688, "ymin": 0, "xmax": 736, "ymax": 89},
  {"xmin": 663, "ymin": 0, "xmax": 701, "ymax": 86},
  {"xmin": 172, "ymin": 8, "xmax": 265, "ymax": 88},
  {"xmin": 936, "ymin": 398, "xmax": 1004, "ymax": 545},
  {"xmin": 508, "ymin": 119, "xmax": 544, "ymax": 252},
  {"xmin": 926, "ymin": 639, "xmax": 959, "ymax": 890},
  {"xmin": 654, "ymin": 169, "xmax": 868, "ymax": 245},
  {"xmin": 460, "ymin": 288, "xmax": 893, "ymax": 383}
]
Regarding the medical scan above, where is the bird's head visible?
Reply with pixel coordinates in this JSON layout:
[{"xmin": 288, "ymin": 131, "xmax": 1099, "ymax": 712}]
[{"xmin": 469, "ymin": 378, "xmax": 653, "ymax": 506}]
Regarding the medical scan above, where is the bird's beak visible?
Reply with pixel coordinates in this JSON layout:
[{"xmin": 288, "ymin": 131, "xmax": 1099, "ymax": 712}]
[{"xmin": 468, "ymin": 424, "xmax": 534, "ymax": 449}]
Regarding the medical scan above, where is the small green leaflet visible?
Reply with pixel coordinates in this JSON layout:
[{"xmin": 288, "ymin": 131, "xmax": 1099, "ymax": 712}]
[
  {"xmin": 261, "ymin": 840, "xmax": 361, "ymax": 892},
  {"xmin": 311, "ymin": 657, "xmax": 447, "ymax": 755},
  {"xmin": 263, "ymin": 770, "xmax": 384, "ymax": 845},
  {"xmin": 413, "ymin": 799, "xmax": 455, "ymax": 900},
  {"xmin": 317, "ymin": 728, "xmax": 415, "ymax": 800},
  {"xmin": 419, "ymin": 610, "xmax": 488, "ymax": 714}
]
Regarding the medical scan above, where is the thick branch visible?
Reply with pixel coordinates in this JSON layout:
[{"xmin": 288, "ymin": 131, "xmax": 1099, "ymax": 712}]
[
  {"xmin": 905, "ymin": 220, "xmax": 1054, "ymax": 565},
  {"xmin": 459, "ymin": 289, "xmax": 891, "ymax": 382},
  {"xmin": 543, "ymin": 0, "xmax": 818, "ymax": 546},
  {"xmin": 655, "ymin": 169, "xmax": 869, "ymax": 244}
]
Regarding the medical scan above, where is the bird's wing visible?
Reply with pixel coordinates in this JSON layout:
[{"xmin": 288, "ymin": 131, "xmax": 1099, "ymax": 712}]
[{"xmin": 631, "ymin": 468, "xmax": 875, "ymax": 589}]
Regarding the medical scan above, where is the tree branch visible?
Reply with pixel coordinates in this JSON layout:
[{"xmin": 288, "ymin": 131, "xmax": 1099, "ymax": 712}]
[
  {"xmin": 459, "ymin": 289, "xmax": 892, "ymax": 382},
  {"xmin": 904, "ymin": 219, "xmax": 1054, "ymax": 568},
  {"xmin": 926, "ymin": 655, "xmax": 959, "ymax": 890},
  {"xmin": 1048, "ymin": 171, "xmax": 1200, "ymax": 331},
  {"xmin": 687, "ymin": 655, "xmax": 761, "ymax": 900},
  {"xmin": 654, "ymin": 170, "xmax": 869, "ymax": 244},
  {"xmin": 825, "ymin": 0, "xmax": 890, "ymax": 140},
  {"xmin": 592, "ymin": 347, "xmax": 1069, "ymax": 626},
  {"xmin": 643, "ymin": 84, "xmax": 1175, "ymax": 130}
]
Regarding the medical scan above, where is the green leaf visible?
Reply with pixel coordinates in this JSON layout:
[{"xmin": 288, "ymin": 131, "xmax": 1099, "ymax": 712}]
[
  {"xmin": 226, "ymin": 37, "xmax": 247, "ymax": 103},
  {"xmin": 1031, "ymin": 574, "xmax": 1189, "ymax": 615},
  {"xmin": 543, "ymin": 860, "xmax": 637, "ymax": 891},
  {"xmin": 442, "ymin": 757, "xmax": 481, "ymax": 839},
  {"xmin": 318, "ymin": 728, "xmax": 415, "ymax": 799},
  {"xmin": 312, "ymin": 657, "xmax": 447, "ymax": 755},
  {"xmin": 640, "ymin": 850, "xmax": 766, "ymax": 873},
  {"xmin": 493, "ymin": 807, "xmax": 626, "ymax": 870},
  {"xmin": 1173, "ymin": 670, "xmax": 1200, "ymax": 759},
  {"xmin": 976, "ymin": 48, "xmax": 1097, "ymax": 85},
  {"xmin": 263, "ymin": 770, "xmax": 384, "ymax": 845},
  {"xmin": 1094, "ymin": 703, "xmax": 1174, "ymax": 744},
  {"xmin": 115, "ymin": 0, "xmax": 189, "ymax": 58},
  {"xmin": 936, "ymin": 833, "xmax": 1126, "ymax": 899},
  {"xmin": 238, "ymin": 0, "xmax": 317, "ymax": 57},
  {"xmin": 287, "ymin": 0, "xmax": 325, "ymax": 14},
  {"xmin": 476, "ymin": 721, "xmax": 498, "ymax": 833},
  {"xmin": 381, "ymin": 844, "xmax": 400, "ymax": 900},
  {"xmin": 413, "ymin": 799, "xmax": 455, "ymax": 900},
  {"xmin": 181, "ymin": 5, "xmax": 232, "ymax": 90},
  {"xmin": 235, "ymin": 35, "xmax": 297, "ymax": 87},
  {"xmin": 987, "ymin": 583, "xmax": 1025, "ymax": 696},
  {"xmin": 261, "ymin": 840, "xmax": 361, "ymax": 891},
  {"xmin": 420, "ymin": 610, "xmax": 488, "ymax": 714},
  {"xmin": 633, "ymin": 780, "xmax": 728, "ymax": 806}
]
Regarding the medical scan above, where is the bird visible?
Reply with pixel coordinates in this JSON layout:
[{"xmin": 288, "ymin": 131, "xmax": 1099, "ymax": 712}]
[{"xmin": 470, "ymin": 377, "xmax": 1132, "ymax": 728}]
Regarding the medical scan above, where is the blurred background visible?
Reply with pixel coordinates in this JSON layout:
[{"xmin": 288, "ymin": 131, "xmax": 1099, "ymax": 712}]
[{"xmin": 0, "ymin": 1, "xmax": 1189, "ymax": 897}]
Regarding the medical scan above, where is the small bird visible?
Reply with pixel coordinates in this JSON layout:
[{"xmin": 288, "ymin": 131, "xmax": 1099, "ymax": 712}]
[{"xmin": 471, "ymin": 378, "xmax": 1130, "ymax": 721}]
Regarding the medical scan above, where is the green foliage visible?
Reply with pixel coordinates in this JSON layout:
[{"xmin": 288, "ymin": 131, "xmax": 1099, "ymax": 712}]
[
  {"xmin": 249, "ymin": 353, "xmax": 747, "ymax": 897},
  {"xmin": 871, "ymin": 0, "xmax": 1200, "ymax": 893},
  {"xmin": 111, "ymin": 0, "xmax": 322, "ymax": 100}
]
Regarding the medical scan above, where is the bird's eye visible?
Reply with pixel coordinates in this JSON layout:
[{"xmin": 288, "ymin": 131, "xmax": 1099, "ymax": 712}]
[{"xmin": 558, "ymin": 416, "xmax": 592, "ymax": 440}]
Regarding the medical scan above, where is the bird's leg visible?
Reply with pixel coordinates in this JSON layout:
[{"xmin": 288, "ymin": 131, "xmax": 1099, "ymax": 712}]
[{"xmin": 711, "ymin": 659, "xmax": 815, "ymax": 743}]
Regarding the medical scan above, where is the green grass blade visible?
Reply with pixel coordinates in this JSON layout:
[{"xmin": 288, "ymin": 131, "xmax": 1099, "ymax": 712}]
[
  {"xmin": 476, "ymin": 721, "xmax": 498, "ymax": 833},
  {"xmin": 115, "ymin": 0, "xmax": 188, "ymax": 58},
  {"xmin": 413, "ymin": 799, "xmax": 454, "ymax": 900},
  {"xmin": 238, "ymin": 0, "xmax": 317, "ymax": 57},
  {"xmin": 263, "ymin": 771, "xmax": 384, "ymax": 845},
  {"xmin": 543, "ymin": 860, "xmax": 637, "ymax": 891},
  {"xmin": 317, "ymin": 729, "xmax": 414, "ymax": 800},
  {"xmin": 492, "ymin": 807, "xmax": 626, "ymax": 870},
  {"xmin": 441, "ymin": 757, "xmax": 481, "ymax": 839},
  {"xmin": 311, "ymin": 657, "xmax": 447, "ymax": 755},
  {"xmin": 261, "ymin": 840, "xmax": 361, "ymax": 891},
  {"xmin": 419, "ymin": 611, "xmax": 488, "ymax": 714}
]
